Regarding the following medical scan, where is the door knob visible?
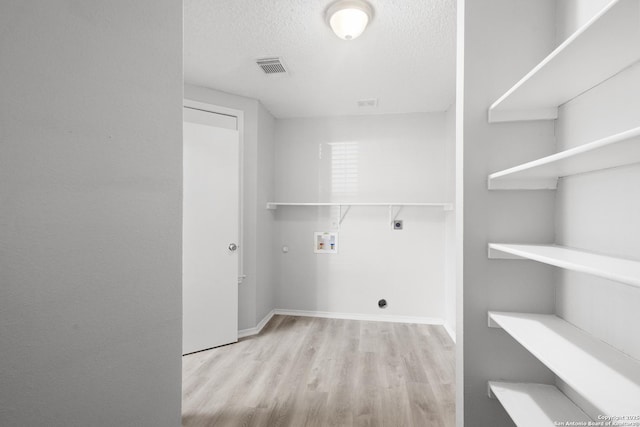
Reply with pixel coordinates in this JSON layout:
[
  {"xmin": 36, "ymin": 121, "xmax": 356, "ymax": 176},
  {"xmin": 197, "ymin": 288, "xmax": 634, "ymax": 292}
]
[{"xmin": 228, "ymin": 243, "xmax": 238, "ymax": 251}]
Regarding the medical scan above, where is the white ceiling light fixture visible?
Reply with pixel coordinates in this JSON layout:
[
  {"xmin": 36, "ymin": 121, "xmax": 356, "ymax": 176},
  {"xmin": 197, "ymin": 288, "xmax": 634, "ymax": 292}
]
[{"xmin": 326, "ymin": 0, "xmax": 373, "ymax": 41}]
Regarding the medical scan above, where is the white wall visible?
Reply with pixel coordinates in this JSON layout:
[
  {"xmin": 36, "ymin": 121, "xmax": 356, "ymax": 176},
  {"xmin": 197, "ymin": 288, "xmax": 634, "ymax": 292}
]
[
  {"xmin": 458, "ymin": 0, "xmax": 558, "ymax": 425},
  {"xmin": 273, "ymin": 113, "xmax": 451, "ymax": 321},
  {"xmin": 555, "ymin": 0, "xmax": 612, "ymax": 41},
  {"xmin": 183, "ymin": 84, "xmax": 276, "ymax": 330},
  {"xmin": 554, "ymin": 1, "xmax": 640, "ymax": 409},
  {"xmin": 0, "ymin": 2, "xmax": 182, "ymax": 426}
]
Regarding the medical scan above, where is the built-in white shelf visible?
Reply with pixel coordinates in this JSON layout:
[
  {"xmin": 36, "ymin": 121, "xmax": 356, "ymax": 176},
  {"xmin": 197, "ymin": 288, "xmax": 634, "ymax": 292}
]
[
  {"xmin": 488, "ymin": 381, "xmax": 591, "ymax": 426},
  {"xmin": 488, "ymin": 243, "xmax": 640, "ymax": 288},
  {"xmin": 266, "ymin": 202, "xmax": 453, "ymax": 210},
  {"xmin": 488, "ymin": 312, "xmax": 640, "ymax": 418},
  {"xmin": 267, "ymin": 202, "xmax": 453, "ymax": 226},
  {"xmin": 488, "ymin": 0, "xmax": 640, "ymax": 123},
  {"xmin": 488, "ymin": 127, "xmax": 640, "ymax": 189}
]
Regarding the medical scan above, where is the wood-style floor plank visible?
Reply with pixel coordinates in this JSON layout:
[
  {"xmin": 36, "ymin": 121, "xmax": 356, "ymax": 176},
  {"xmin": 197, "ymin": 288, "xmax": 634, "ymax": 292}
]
[{"xmin": 182, "ymin": 315, "xmax": 455, "ymax": 427}]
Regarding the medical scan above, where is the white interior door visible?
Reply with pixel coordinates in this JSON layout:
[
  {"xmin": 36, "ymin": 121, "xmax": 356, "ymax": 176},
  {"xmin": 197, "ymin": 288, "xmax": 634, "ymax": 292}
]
[{"xmin": 183, "ymin": 107, "xmax": 239, "ymax": 355}]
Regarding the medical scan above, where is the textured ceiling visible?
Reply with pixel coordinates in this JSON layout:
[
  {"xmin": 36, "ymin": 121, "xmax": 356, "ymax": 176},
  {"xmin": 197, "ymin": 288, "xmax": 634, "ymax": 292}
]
[{"xmin": 184, "ymin": 0, "xmax": 456, "ymax": 118}]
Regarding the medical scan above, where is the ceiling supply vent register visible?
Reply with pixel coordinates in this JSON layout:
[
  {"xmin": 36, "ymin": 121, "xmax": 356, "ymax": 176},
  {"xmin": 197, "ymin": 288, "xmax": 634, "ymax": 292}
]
[{"xmin": 256, "ymin": 57, "xmax": 288, "ymax": 74}]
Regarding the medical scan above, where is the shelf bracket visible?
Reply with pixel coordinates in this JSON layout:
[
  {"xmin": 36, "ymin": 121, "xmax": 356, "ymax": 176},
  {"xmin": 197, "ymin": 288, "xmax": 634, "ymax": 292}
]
[
  {"xmin": 488, "ymin": 245, "xmax": 527, "ymax": 260},
  {"xmin": 488, "ymin": 177, "xmax": 559, "ymax": 190},
  {"xmin": 488, "ymin": 107, "xmax": 558, "ymax": 123},
  {"xmin": 487, "ymin": 312, "xmax": 502, "ymax": 329},
  {"xmin": 487, "ymin": 382, "xmax": 497, "ymax": 399},
  {"xmin": 338, "ymin": 205, "xmax": 351, "ymax": 225}
]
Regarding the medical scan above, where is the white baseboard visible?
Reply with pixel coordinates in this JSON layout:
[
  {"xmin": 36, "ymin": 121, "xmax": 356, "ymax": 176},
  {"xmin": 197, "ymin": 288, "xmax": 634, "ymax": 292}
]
[
  {"xmin": 239, "ymin": 308, "xmax": 451, "ymax": 339},
  {"xmin": 237, "ymin": 309, "xmax": 275, "ymax": 339},
  {"xmin": 273, "ymin": 308, "xmax": 445, "ymax": 326},
  {"xmin": 444, "ymin": 323, "xmax": 456, "ymax": 343}
]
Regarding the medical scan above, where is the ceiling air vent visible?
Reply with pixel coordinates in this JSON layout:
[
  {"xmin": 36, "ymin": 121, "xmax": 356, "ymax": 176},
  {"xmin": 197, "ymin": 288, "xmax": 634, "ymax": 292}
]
[{"xmin": 256, "ymin": 57, "xmax": 287, "ymax": 74}]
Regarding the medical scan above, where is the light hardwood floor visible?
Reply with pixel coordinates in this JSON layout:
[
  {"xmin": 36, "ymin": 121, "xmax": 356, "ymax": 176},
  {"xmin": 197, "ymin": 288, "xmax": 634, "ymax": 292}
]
[{"xmin": 182, "ymin": 315, "xmax": 455, "ymax": 427}]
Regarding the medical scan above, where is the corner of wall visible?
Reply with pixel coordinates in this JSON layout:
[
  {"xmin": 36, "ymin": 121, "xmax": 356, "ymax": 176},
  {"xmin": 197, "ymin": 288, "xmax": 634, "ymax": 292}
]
[
  {"xmin": 445, "ymin": 104, "xmax": 457, "ymax": 339},
  {"xmin": 256, "ymin": 102, "xmax": 277, "ymax": 323}
]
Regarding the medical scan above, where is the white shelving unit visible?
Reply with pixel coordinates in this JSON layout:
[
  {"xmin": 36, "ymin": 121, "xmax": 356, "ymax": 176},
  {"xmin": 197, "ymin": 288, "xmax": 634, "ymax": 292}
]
[
  {"xmin": 266, "ymin": 202, "xmax": 453, "ymax": 210},
  {"xmin": 488, "ymin": 243, "xmax": 640, "ymax": 288},
  {"xmin": 488, "ymin": 382, "xmax": 591, "ymax": 426},
  {"xmin": 266, "ymin": 202, "xmax": 453, "ymax": 225},
  {"xmin": 488, "ymin": 127, "xmax": 640, "ymax": 190},
  {"xmin": 488, "ymin": 312, "xmax": 640, "ymax": 418},
  {"xmin": 486, "ymin": 2, "xmax": 640, "ymax": 424},
  {"xmin": 488, "ymin": 0, "xmax": 640, "ymax": 123}
]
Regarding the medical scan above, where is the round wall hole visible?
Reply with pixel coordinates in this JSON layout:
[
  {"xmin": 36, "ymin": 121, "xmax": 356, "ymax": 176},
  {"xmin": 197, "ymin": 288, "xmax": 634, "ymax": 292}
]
[{"xmin": 378, "ymin": 299, "xmax": 387, "ymax": 309}]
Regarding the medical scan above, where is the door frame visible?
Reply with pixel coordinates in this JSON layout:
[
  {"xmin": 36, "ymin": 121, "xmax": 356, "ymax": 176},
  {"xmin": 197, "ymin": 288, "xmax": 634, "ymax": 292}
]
[{"xmin": 183, "ymin": 99, "xmax": 245, "ymax": 285}]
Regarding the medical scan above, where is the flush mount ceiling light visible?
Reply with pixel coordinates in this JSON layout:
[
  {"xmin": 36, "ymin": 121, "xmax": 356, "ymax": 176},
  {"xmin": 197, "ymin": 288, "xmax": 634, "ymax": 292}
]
[{"xmin": 326, "ymin": 0, "xmax": 373, "ymax": 41}]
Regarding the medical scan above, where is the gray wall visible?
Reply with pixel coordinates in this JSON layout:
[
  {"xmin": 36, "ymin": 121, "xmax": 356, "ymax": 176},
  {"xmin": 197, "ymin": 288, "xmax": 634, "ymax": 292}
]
[
  {"xmin": 556, "ymin": 62, "xmax": 640, "ymax": 359},
  {"xmin": 0, "ymin": 2, "xmax": 183, "ymax": 426},
  {"xmin": 555, "ymin": 0, "xmax": 640, "ymax": 410},
  {"xmin": 183, "ymin": 84, "xmax": 276, "ymax": 330},
  {"xmin": 458, "ymin": 0, "xmax": 558, "ymax": 425}
]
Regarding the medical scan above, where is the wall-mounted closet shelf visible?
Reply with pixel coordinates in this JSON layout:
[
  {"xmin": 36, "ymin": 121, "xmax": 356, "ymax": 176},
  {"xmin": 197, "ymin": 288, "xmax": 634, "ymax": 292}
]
[
  {"xmin": 266, "ymin": 202, "xmax": 453, "ymax": 210},
  {"xmin": 488, "ymin": 381, "xmax": 591, "ymax": 426},
  {"xmin": 488, "ymin": 0, "xmax": 640, "ymax": 123},
  {"xmin": 488, "ymin": 312, "xmax": 640, "ymax": 418},
  {"xmin": 267, "ymin": 202, "xmax": 453, "ymax": 225},
  {"xmin": 488, "ymin": 243, "xmax": 640, "ymax": 288},
  {"xmin": 488, "ymin": 127, "xmax": 640, "ymax": 189},
  {"xmin": 486, "ymin": 1, "xmax": 640, "ymax": 424}
]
